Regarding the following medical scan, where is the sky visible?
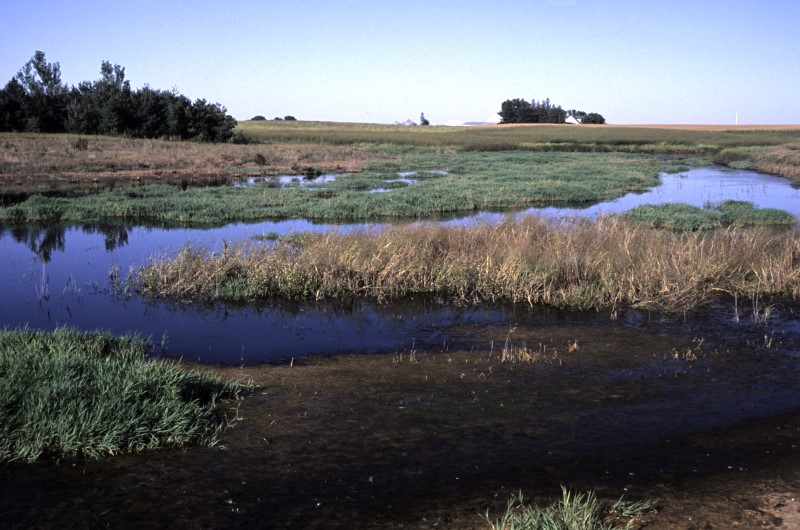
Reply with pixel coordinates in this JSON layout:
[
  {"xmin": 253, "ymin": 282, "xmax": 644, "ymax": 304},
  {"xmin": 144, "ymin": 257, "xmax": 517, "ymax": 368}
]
[{"xmin": 1, "ymin": 0, "xmax": 799, "ymax": 125}]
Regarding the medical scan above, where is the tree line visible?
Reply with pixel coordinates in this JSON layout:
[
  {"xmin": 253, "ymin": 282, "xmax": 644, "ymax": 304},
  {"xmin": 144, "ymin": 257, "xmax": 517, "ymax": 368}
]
[
  {"xmin": 498, "ymin": 97, "xmax": 605, "ymax": 124},
  {"xmin": 0, "ymin": 51, "xmax": 237, "ymax": 142}
]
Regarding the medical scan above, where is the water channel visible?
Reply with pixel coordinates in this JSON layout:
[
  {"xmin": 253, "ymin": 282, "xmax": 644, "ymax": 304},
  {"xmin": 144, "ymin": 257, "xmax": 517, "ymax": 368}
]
[{"xmin": 1, "ymin": 165, "xmax": 799, "ymax": 364}]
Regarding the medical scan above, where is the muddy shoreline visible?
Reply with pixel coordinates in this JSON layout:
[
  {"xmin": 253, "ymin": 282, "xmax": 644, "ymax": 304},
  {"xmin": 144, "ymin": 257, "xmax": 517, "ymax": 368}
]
[{"xmin": 2, "ymin": 321, "xmax": 800, "ymax": 529}]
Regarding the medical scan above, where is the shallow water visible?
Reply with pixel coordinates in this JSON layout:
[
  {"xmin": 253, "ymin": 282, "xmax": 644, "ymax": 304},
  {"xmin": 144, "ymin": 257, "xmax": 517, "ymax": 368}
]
[
  {"xmin": 2, "ymin": 321, "xmax": 800, "ymax": 527},
  {"xmin": 1, "ymin": 166, "xmax": 798, "ymax": 364}
]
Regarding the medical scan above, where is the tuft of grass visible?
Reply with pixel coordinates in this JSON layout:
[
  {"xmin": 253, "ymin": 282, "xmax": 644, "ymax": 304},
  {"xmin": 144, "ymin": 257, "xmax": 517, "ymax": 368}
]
[
  {"xmin": 500, "ymin": 326, "xmax": 560, "ymax": 364},
  {"xmin": 716, "ymin": 200, "xmax": 796, "ymax": 227},
  {"xmin": 484, "ymin": 487, "xmax": 658, "ymax": 530},
  {"xmin": 623, "ymin": 203, "xmax": 722, "ymax": 231},
  {"xmin": 0, "ymin": 327, "xmax": 250, "ymax": 463},
  {"xmin": 624, "ymin": 201, "xmax": 795, "ymax": 231}
]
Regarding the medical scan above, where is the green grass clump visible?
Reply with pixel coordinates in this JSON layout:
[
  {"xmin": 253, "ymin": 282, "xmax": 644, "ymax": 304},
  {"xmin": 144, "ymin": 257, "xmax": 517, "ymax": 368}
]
[
  {"xmin": 716, "ymin": 200, "xmax": 796, "ymax": 227},
  {"xmin": 0, "ymin": 327, "xmax": 249, "ymax": 463},
  {"xmin": 624, "ymin": 201, "xmax": 795, "ymax": 231},
  {"xmin": 484, "ymin": 488, "xmax": 657, "ymax": 530},
  {"xmin": 622, "ymin": 203, "xmax": 722, "ymax": 231}
]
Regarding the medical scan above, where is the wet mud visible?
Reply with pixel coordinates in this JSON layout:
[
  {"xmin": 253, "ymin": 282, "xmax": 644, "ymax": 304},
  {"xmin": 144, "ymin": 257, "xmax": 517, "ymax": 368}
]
[{"xmin": 2, "ymin": 320, "xmax": 800, "ymax": 528}]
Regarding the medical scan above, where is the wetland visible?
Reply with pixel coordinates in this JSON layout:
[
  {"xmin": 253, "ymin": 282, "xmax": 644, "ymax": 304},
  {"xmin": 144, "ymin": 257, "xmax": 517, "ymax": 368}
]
[{"xmin": 2, "ymin": 124, "xmax": 800, "ymax": 528}]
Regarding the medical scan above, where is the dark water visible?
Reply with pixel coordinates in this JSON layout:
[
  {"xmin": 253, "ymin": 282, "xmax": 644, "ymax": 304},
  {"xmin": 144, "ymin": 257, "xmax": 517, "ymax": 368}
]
[
  {"xmin": 1, "ymin": 166, "xmax": 799, "ymax": 364},
  {"xmin": 2, "ymin": 167, "xmax": 800, "ymax": 527}
]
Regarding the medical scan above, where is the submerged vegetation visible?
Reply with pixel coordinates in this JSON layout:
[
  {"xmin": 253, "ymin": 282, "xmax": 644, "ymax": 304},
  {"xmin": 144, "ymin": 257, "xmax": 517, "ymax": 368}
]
[
  {"xmin": 0, "ymin": 327, "xmax": 249, "ymax": 462},
  {"xmin": 133, "ymin": 216, "xmax": 800, "ymax": 313}
]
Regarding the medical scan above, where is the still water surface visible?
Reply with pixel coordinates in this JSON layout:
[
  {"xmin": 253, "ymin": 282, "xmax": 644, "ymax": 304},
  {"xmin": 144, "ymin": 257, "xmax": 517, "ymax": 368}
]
[{"xmin": 1, "ymin": 166, "xmax": 798, "ymax": 363}]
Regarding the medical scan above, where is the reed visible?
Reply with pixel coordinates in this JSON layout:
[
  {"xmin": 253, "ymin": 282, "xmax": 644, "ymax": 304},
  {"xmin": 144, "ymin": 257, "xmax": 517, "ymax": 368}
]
[
  {"xmin": 133, "ymin": 216, "xmax": 800, "ymax": 313},
  {"xmin": 0, "ymin": 327, "xmax": 250, "ymax": 462}
]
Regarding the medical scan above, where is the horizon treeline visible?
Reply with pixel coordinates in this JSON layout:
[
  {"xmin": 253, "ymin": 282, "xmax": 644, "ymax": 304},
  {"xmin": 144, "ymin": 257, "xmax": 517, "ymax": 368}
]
[
  {"xmin": 0, "ymin": 51, "xmax": 237, "ymax": 142},
  {"xmin": 498, "ymin": 97, "xmax": 605, "ymax": 125}
]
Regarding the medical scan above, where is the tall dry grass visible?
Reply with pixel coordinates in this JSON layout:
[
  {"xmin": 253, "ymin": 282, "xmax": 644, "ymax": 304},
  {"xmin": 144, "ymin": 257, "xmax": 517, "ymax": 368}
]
[
  {"xmin": 0, "ymin": 132, "xmax": 393, "ymax": 184},
  {"xmin": 135, "ymin": 216, "xmax": 800, "ymax": 313},
  {"xmin": 753, "ymin": 144, "xmax": 800, "ymax": 180}
]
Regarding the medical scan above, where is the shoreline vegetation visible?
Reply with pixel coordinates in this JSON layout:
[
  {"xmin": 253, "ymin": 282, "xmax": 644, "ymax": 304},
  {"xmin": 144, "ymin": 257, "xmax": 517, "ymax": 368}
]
[
  {"xmin": 0, "ymin": 149, "xmax": 672, "ymax": 225},
  {"xmin": 132, "ymin": 216, "xmax": 800, "ymax": 314},
  {"xmin": 0, "ymin": 328, "xmax": 250, "ymax": 463},
  {"xmin": 3, "ymin": 122, "xmax": 795, "ymax": 312}
]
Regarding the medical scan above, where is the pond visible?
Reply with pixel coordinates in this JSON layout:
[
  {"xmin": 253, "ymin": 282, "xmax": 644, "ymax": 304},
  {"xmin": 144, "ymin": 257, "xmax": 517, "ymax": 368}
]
[
  {"xmin": 1, "ymin": 165, "xmax": 799, "ymax": 364},
  {"xmin": 3, "ymin": 165, "xmax": 800, "ymax": 527}
]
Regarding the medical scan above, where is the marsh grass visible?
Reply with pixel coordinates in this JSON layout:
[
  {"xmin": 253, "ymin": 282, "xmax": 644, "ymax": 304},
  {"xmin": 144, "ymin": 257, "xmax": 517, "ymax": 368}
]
[
  {"xmin": 0, "ymin": 327, "xmax": 250, "ymax": 463},
  {"xmin": 484, "ymin": 487, "xmax": 658, "ymax": 530},
  {"xmin": 624, "ymin": 201, "xmax": 795, "ymax": 231},
  {"xmin": 0, "ymin": 151, "xmax": 669, "ymax": 225},
  {"xmin": 716, "ymin": 142, "xmax": 800, "ymax": 181},
  {"xmin": 133, "ymin": 215, "xmax": 800, "ymax": 313}
]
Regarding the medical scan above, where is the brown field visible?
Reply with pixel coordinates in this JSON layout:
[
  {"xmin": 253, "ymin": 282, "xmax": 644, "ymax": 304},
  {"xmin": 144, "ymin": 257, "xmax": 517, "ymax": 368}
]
[{"xmin": 0, "ymin": 132, "xmax": 393, "ymax": 193}]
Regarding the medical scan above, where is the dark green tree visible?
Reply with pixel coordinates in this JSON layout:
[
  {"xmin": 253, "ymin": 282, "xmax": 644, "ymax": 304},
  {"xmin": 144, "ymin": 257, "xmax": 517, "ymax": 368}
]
[
  {"xmin": 581, "ymin": 112, "xmax": 606, "ymax": 124},
  {"xmin": 0, "ymin": 78, "xmax": 29, "ymax": 131},
  {"xmin": 498, "ymin": 98, "xmax": 531, "ymax": 123},
  {"xmin": 95, "ymin": 61, "xmax": 132, "ymax": 135},
  {"xmin": 14, "ymin": 51, "xmax": 68, "ymax": 132},
  {"xmin": 2, "ymin": 51, "xmax": 238, "ymax": 142}
]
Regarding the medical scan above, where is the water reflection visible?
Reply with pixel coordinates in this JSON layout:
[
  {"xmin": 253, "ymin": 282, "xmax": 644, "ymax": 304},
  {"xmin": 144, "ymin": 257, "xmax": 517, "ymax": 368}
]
[
  {"xmin": 0, "ymin": 166, "xmax": 799, "ymax": 363},
  {"xmin": 6, "ymin": 225, "xmax": 66, "ymax": 263},
  {"xmin": 1, "ymin": 224, "xmax": 130, "ymax": 263}
]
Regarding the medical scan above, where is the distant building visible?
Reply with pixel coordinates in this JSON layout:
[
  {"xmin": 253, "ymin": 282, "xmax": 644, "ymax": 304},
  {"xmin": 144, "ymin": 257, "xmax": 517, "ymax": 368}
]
[
  {"xmin": 393, "ymin": 119, "xmax": 418, "ymax": 126},
  {"xmin": 565, "ymin": 115, "xmax": 582, "ymax": 125}
]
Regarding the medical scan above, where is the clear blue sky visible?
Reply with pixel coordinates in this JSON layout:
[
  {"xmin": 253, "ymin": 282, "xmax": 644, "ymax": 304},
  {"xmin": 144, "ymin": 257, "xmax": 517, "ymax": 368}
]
[{"xmin": 2, "ymin": 0, "xmax": 798, "ymax": 125}]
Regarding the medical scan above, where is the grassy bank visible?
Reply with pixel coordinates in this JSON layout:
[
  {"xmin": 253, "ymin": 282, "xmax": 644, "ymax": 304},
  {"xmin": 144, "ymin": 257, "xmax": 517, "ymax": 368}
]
[
  {"xmin": 623, "ymin": 200, "xmax": 796, "ymax": 231},
  {"xmin": 0, "ymin": 150, "xmax": 671, "ymax": 225},
  {"xmin": 132, "ymin": 216, "xmax": 800, "ymax": 313},
  {"xmin": 0, "ymin": 328, "xmax": 249, "ymax": 462}
]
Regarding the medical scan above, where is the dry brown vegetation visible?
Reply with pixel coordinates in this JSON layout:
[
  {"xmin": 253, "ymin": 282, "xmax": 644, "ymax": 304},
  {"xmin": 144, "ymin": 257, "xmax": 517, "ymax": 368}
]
[
  {"xmin": 3, "ymin": 123, "xmax": 800, "ymax": 196},
  {"xmin": 752, "ymin": 143, "xmax": 800, "ymax": 180},
  {"xmin": 0, "ymin": 132, "xmax": 393, "ymax": 192},
  {"xmin": 135, "ymin": 216, "xmax": 800, "ymax": 313}
]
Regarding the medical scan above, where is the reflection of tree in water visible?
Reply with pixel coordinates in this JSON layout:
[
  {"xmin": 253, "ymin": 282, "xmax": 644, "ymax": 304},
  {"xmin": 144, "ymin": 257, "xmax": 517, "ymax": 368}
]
[
  {"xmin": 82, "ymin": 224, "xmax": 129, "ymax": 252},
  {"xmin": 2, "ymin": 224, "xmax": 130, "ymax": 262},
  {"xmin": 8, "ymin": 225, "xmax": 66, "ymax": 263}
]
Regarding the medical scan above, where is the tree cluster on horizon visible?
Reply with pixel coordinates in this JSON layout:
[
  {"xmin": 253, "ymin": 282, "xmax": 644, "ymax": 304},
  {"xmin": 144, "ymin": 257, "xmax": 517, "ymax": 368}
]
[
  {"xmin": 498, "ymin": 97, "xmax": 605, "ymax": 125},
  {"xmin": 0, "ymin": 51, "xmax": 237, "ymax": 142}
]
